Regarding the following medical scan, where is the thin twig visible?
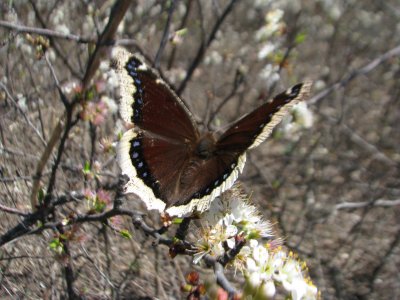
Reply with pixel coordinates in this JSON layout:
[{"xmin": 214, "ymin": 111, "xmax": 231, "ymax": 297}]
[
  {"xmin": 0, "ymin": 20, "xmax": 139, "ymax": 47},
  {"xmin": 339, "ymin": 123, "xmax": 396, "ymax": 166},
  {"xmin": 203, "ymin": 255, "xmax": 237, "ymax": 297},
  {"xmin": 167, "ymin": 0, "xmax": 193, "ymax": 69},
  {"xmin": 29, "ymin": 119, "xmax": 64, "ymax": 210},
  {"xmin": 309, "ymin": 43, "xmax": 400, "ymax": 105},
  {"xmin": 175, "ymin": 217, "xmax": 192, "ymax": 240},
  {"xmin": 0, "ymin": 82, "xmax": 47, "ymax": 146},
  {"xmin": 0, "ymin": 173, "xmax": 50, "ymax": 183},
  {"xmin": 0, "ymin": 20, "xmax": 94, "ymax": 43},
  {"xmin": 0, "ymin": 146, "xmax": 41, "ymax": 159},
  {"xmin": 44, "ymin": 53, "xmax": 70, "ymax": 108},
  {"xmin": 81, "ymin": 244, "xmax": 117, "ymax": 289},
  {"xmin": 154, "ymin": 0, "xmax": 177, "ymax": 68},
  {"xmin": 335, "ymin": 199, "xmax": 400, "ymax": 210},
  {"xmin": 58, "ymin": 229, "xmax": 80, "ymax": 299},
  {"xmin": 0, "ymin": 204, "xmax": 29, "ymax": 217},
  {"xmin": 82, "ymin": 0, "xmax": 131, "ymax": 90},
  {"xmin": 206, "ymin": 69, "xmax": 245, "ymax": 128},
  {"xmin": 177, "ymin": 0, "xmax": 238, "ymax": 95},
  {"xmin": 44, "ymin": 108, "xmax": 75, "ymax": 201}
]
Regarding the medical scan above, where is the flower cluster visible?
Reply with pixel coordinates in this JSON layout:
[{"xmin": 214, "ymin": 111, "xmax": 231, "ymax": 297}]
[
  {"xmin": 203, "ymin": 188, "xmax": 273, "ymax": 238},
  {"xmin": 83, "ymin": 188, "xmax": 111, "ymax": 213},
  {"xmin": 80, "ymin": 100, "xmax": 109, "ymax": 126},
  {"xmin": 243, "ymin": 241, "xmax": 318, "ymax": 299},
  {"xmin": 255, "ymin": 9, "xmax": 285, "ymax": 42},
  {"xmin": 255, "ymin": 8, "xmax": 286, "ymax": 87},
  {"xmin": 194, "ymin": 187, "xmax": 274, "ymax": 266},
  {"xmin": 195, "ymin": 186, "xmax": 318, "ymax": 299},
  {"xmin": 277, "ymin": 102, "xmax": 314, "ymax": 141}
]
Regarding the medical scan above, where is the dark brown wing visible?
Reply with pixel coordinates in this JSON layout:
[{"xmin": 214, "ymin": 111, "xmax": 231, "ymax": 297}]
[
  {"xmin": 115, "ymin": 48, "xmax": 199, "ymax": 141},
  {"xmin": 169, "ymin": 81, "xmax": 313, "ymax": 210},
  {"xmin": 115, "ymin": 47, "xmax": 311, "ymax": 216},
  {"xmin": 114, "ymin": 48, "xmax": 200, "ymax": 210},
  {"xmin": 217, "ymin": 81, "xmax": 312, "ymax": 153},
  {"xmin": 167, "ymin": 147, "xmax": 245, "ymax": 207}
]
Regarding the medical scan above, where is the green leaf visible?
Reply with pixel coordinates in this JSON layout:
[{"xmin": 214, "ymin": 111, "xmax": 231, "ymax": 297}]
[
  {"xmin": 117, "ymin": 131, "xmax": 123, "ymax": 140},
  {"xmin": 120, "ymin": 229, "xmax": 132, "ymax": 240},
  {"xmin": 246, "ymin": 230, "xmax": 261, "ymax": 240},
  {"xmin": 272, "ymin": 51, "xmax": 285, "ymax": 65},
  {"xmin": 86, "ymin": 87, "xmax": 95, "ymax": 101},
  {"xmin": 94, "ymin": 200, "xmax": 106, "ymax": 212},
  {"xmin": 49, "ymin": 238, "xmax": 64, "ymax": 254},
  {"xmin": 175, "ymin": 28, "xmax": 188, "ymax": 36},
  {"xmin": 172, "ymin": 217, "xmax": 183, "ymax": 224},
  {"xmin": 295, "ymin": 32, "xmax": 307, "ymax": 45},
  {"xmin": 172, "ymin": 236, "xmax": 182, "ymax": 243},
  {"xmin": 271, "ymin": 179, "xmax": 281, "ymax": 189},
  {"xmin": 37, "ymin": 188, "xmax": 45, "ymax": 206},
  {"xmin": 82, "ymin": 161, "xmax": 91, "ymax": 174}
]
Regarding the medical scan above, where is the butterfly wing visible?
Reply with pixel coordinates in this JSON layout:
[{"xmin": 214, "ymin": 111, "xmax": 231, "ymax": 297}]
[
  {"xmin": 114, "ymin": 47, "xmax": 312, "ymax": 216},
  {"xmin": 113, "ymin": 47, "xmax": 200, "ymax": 212},
  {"xmin": 167, "ymin": 82, "xmax": 312, "ymax": 215},
  {"xmin": 113, "ymin": 47, "xmax": 198, "ymax": 139},
  {"xmin": 217, "ymin": 81, "xmax": 312, "ymax": 152},
  {"xmin": 164, "ymin": 144, "xmax": 246, "ymax": 216}
]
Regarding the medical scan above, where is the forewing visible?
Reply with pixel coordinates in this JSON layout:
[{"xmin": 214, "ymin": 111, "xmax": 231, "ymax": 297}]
[
  {"xmin": 113, "ymin": 47, "xmax": 199, "ymax": 142},
  {"xmin": 217, "ymin": 81, "xmax": 312, "ymax": 153},
  {"xmin": 113, "ymin": 47, "xmax": 200, "ymax": 212}
]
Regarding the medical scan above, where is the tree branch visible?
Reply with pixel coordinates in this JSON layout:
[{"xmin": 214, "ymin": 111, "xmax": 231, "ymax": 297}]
[
  {"xmin": 335, "ymin": 199, "xmax": 400, "ymax": 210},
  {"xmin": 0, "ymin": 20, "xmax": 93, "ymax": 43}
]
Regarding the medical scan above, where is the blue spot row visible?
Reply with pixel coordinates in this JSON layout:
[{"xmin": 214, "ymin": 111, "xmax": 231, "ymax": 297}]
[
  {"xmin": 125, "ymin": 57, "xmax": 145, "ymax": 123},
  {"xmin": 129, "ymin": 136, "xmax": 160, "ymax": 196},
  {"xmin": 191, "ymin": 165, "xmax": 236, "ymax": 199}
]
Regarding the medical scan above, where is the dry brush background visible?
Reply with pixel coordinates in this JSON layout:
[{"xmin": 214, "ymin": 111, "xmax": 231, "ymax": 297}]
[{"xmin": 0, "ymin": 0, "xmax": 399, "ymax": 299}]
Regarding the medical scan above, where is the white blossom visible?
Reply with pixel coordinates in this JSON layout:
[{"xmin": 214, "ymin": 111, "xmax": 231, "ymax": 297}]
[
  {"xmin": 259, "ymin": 64, "xmax": 280, "ymax": 88},
  {"xmin": 258, "ymin": 43, "xmax": 276, "ymax": 60},
  {"xmin": 204, "ymin": 50, "xmax": 223, "ymax": 65},
  {"xmin": 244, "ymin": 246, "xmax": 318, "ymax": 299},
  {"xmin": 293, "ymin": 102, "xmax": 314, "ymax": 129},
  {"xmin": 255, "ymin": 9, "xmax": 284, "ymax": 41}
]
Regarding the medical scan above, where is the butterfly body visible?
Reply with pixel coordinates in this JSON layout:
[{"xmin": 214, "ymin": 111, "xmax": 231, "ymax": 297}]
[{"xmin": 113, "ymin": 47, "xmax": 311, "ymax": 216}]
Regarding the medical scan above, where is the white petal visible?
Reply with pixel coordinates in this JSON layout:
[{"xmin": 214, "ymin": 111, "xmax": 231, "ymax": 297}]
[
  {"xmin": 226, "ymin": 224, "xmax": 238, "ymax": 236},
  {"xmin": 260, "ymin": 280, "xmax": 276, "ymax": 298},
  {"xmin": 249, "ymin": 239, "xmax": 259, "ymax": 248},
  {"xmin": 226, "ymin": 237, "xmax": 236, "ymax": 249},
  {"xmin": 249, "ymin": 272, "xmax": 261, "ymax": 288},
  {"xmin": 246, "ymin": 258, "xmax": 257, "ymax": 272},
  {"xmin": 253, "ymin": 245, "xmax": 269, "ymax": 265},
  {"xmin": 291, "ymin": 279, "xmax": 308, "ymax": 300}
]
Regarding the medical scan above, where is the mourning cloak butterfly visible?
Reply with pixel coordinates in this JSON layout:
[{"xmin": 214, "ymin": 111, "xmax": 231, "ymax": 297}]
[{"xmin": 112, "ymin": 47, "xmax": 312, "ymax": 216}]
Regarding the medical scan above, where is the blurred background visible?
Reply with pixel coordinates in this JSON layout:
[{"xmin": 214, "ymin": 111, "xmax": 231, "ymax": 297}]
[{"xmin": 1, "ymin": 1, "xmax": 399, "ymax": 299}]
